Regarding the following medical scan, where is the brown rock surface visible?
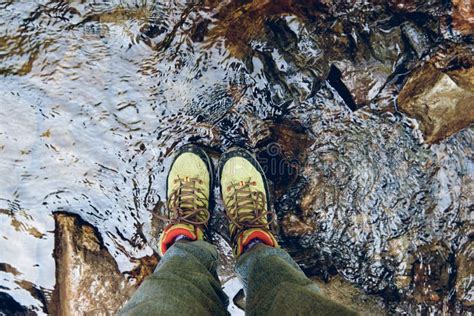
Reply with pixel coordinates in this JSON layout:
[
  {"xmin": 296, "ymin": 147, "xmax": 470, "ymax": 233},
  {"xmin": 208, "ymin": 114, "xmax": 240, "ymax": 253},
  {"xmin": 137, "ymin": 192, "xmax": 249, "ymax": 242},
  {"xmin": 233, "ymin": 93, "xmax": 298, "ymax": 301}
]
[
  {"xmin": 387, "ymin": 0, "xmax": 449, "ymax": 18},
  {"xmin": 397, "ymin": 62, "xmax": 474, "ymax": 143},
  {"xmin": 331, "ymin": 60, "xmax": 393, "ymax": 108},
  {"xmin": 312, "ymin": 276, "xmax": 387, "ymax": 314},
  {"xmin": 325, "ymin": 24, "xmax": 405, "ymax": 110},
  {"xmin": 452, "ymin": 0, "xmax": 474, "ymax": 36},
  {"xmin": 51, "ymin": 212, "xmax": 158, "ymax": 316},
  {"xmin": 410, "ymin": 243, "xmax": 451, "ymax": 304},
  {"xmin": 205, "ymin": 0, "xmax": 330, "ymax": 58},
  {"xmin": 281, "ymin": 214, "xmax": 316, "ymax": 236}
]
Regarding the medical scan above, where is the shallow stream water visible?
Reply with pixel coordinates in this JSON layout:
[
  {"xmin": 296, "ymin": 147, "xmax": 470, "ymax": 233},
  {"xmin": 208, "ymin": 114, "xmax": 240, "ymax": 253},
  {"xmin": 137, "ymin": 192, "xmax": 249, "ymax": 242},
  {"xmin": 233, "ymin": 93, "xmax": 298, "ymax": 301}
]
[{"xmin": 0, "ymin": 1, "xmax": 472, "ymax": 314}]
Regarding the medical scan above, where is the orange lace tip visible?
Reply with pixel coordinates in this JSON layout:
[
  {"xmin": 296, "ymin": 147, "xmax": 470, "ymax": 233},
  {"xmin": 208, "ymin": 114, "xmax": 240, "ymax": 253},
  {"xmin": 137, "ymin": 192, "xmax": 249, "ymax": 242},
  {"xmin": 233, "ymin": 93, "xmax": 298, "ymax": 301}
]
[{"xmin": 251, "ymin": 181, "xmax": 256, "ymax": 186}]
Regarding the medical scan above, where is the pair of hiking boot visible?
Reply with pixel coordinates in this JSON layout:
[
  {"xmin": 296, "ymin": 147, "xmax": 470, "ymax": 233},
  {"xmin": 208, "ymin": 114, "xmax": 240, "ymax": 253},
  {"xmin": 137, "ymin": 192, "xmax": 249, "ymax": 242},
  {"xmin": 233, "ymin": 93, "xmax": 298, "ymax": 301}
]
[{"xmin": 157, "ymin": 144, "xmax": 278, "ymax": 257}]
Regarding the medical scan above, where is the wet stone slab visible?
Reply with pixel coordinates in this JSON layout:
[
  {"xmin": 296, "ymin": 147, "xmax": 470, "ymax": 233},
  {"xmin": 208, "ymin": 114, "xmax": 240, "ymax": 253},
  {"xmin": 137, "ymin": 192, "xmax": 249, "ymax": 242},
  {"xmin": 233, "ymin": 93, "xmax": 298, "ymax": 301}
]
[
  {"xmin": 398, "ymin": 44, "xmax": 474, "ymax": 144},
  {"xmin": 51, "ymin": 212, "xmax": 158, "ymax": 315}
]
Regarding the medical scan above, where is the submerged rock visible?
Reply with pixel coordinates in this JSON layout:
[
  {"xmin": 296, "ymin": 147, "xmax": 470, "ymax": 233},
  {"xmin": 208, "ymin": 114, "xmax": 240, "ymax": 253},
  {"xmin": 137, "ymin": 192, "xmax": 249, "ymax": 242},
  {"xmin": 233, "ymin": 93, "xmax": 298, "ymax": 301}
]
[
  {"xmin": 411, "ymin": 243, "xmax": 451, "ymax": 305},
  {"xmin": 397, "ymin": 62, "xmax": 474, "ymax": 143},
  {"xmin": 401, "ymin": 22, "xmax": 431, "ymax": 58},
  {"xmin": 452, "ymin": 0, "xmax": 474, "ymax": 36},
  {"xmin": 329, "ymin": 59, "xmax": 393, "ymax": 109},
  {"xmin": 322, "ymin": 22, "xmax": 405, "ymax": 110},
  {"xmin": 387, "ymin": 0, "xmax": 448, "ymax": 15},
  {"xmin": 455, "ymin": 232, "xmax": 474, "ymax": 308},
  {"xmin": 312, "ymin": 276, "xmax": 386, "ymax": 314},
  {"xmin": 51, "ymin": 212, "xmax": 158, "ymax": 315},
  {"xmin": 275, "ymin": 80, "xmax": 473, "ymax": 313},
  {"xmin": 0, "ymin": 292, "xmax": 33, "ymax": 315}
]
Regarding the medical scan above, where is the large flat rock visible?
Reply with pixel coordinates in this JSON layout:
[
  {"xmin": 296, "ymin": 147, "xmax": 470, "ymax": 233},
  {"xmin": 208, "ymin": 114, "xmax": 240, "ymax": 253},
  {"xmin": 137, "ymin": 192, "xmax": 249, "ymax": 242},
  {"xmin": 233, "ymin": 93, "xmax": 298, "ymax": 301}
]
[{"xmin": 398, "ymin": 60, "xmax": 474, "ymax": 143}]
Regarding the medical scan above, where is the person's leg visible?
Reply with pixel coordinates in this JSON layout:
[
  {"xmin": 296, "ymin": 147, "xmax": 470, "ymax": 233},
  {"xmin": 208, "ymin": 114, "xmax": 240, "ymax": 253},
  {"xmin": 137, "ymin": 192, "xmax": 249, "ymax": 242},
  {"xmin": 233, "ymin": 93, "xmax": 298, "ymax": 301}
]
[
  {"xmin": 236, "ymin": 242, "xmax": 357, "ymax": 316},
  {"xmin": 218, "ymin": 148, "xmax": 357, "ymax": 315},
  {"xmin": 120, "ymin": 144, "xmax": 228, "ymax": 315},
  {"xmin": 119, "ymin": 239, "xmax": 228, "ymax": 316}
]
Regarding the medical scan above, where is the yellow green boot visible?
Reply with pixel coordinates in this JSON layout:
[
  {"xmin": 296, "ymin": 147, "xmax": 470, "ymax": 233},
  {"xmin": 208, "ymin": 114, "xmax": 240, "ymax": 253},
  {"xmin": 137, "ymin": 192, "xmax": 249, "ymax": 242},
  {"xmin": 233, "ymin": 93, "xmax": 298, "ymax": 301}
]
[
  {"xmin": 157, "ymin": 144, "xmax": 213, "ymax": 256},
  {"xmin": 218, "ymin": 147, "xmax": 278, "ymax": 257}
]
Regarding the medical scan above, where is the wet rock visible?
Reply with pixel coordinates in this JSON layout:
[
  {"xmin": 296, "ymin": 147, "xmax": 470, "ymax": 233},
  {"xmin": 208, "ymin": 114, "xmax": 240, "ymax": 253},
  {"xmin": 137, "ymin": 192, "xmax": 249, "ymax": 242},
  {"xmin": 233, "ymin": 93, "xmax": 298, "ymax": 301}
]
[
  {"xmin": 327, "ymin": 65, "xmax": 359, "ymax": 111},
  {"xmin": 278, "ymin": 107, "xmax": 434, "ymax": 292},
  {"xmin": 452, "ymin": 0, "xmax": 474, "ymax": 36},
  {"xmin": 388, "ymin": 0, "xmax": 421, "ymax": 13},
  {"xmin": 281, "ymin": 214, "xmax": 316, "ymax": 236},
  {"xmin": 0, "ymin": 262, "xmax": 21, "ymax": 276},
  {"xmin": 455, "ymin": 232, "xmax": 474, "ymax": 307},
  {"xmin": 276, "ymin": 83, "xmax": 473, "ymax": 314},
  {"xmin": 401, "ymin": 22, "xmax": 431, "ymax": 58},
  {"xmin": 397, "ymin": 63, "xmax": 474, "ymax": 143},
  {"xmin": 369, "ymin": 26, "xmax": 405, "ymax": 65},
  {"xmin": 256, "ymin": 119, "xmax": 313, "ymax": 191},
  {"xmin": 13, "ymin": 279, "xmax": 50, "ymax": 314},
  {"xmin": 386, "ymin": 0, "xmax": 448, "ymax": 46},
  {"xmin": 190, "ymin": 19, "xmax": 211, "ymax": 42},
  {"xmin": 206, "ymin": 0, "xmax": 330, "ymax": 58},
  {"xmin": 324, "ymin": 23, "xmax": 405, "ymax": 110},
  {"xmin": 387, "ymin": 235, "xmax": 415, "ymax": 290},
  {"xmin": 140, "ymin": 23, "xmax": 167, "ymax": 39},
  {"xmin": 387, "ymin": 0, "xmax": 448, "ymax": 16},
  {"xmin": 329, "ymin": 60, "xmax": 393, "ymax": 109},
  {"xmin": 51, "ymin": 212, "xmax": 158, "ymax": 315},
  {"xmin": 233, "ymin": 289, "xmax": 246, "ymax": 310},
  {"xmin": 0, "ymin": 292, "xmax": 32, "ymax": 316},
  {"xmin": 2, "ymin": 1, "xmax": 472, "ymax": 314},
  {"xmin": 411, "ymin": 243, "xmax": 451, "ymax": 305},
  {"xmin": 311, "ymin": 276, "xmax": 386, "ymax": 314}
]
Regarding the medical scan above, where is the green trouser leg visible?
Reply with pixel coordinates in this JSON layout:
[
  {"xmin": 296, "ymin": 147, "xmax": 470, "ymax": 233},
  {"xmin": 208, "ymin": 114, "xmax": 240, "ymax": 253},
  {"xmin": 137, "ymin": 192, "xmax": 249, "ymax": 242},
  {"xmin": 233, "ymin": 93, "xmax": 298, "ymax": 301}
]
[
  {"xmin": 119, "ymin": 240, "xmax": 229, "ymax": 316},
  {"xmin": 236, "ymin": 243, "xmax": 358, "ymax": 316},
  {"xmin": 120, "ymin": 240, "xmax": 357, "ymax": 316}
]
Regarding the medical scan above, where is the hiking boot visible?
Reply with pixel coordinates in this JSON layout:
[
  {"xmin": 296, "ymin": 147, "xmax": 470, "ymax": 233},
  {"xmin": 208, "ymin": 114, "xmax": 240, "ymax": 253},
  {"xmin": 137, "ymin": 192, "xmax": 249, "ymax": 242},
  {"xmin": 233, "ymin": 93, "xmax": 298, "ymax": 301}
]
[
  {"xmin": 157, "ymin": 144, "xmax": 213, "ymax": 256},
  {"xmin": 218, "ymin": 147, "xmax": 278, "ymax": 256}
]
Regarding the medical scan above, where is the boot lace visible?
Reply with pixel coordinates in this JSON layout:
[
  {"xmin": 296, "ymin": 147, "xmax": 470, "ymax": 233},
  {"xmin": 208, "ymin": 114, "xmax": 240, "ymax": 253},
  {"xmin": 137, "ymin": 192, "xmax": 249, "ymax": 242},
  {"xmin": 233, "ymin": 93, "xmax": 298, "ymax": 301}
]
[
  {"xmin": 225, "ymin": 178, "xmax": 275, "ymax": 234},
  {"xmin": 157, "ymin": 177, "xmax": 209, "ymax": 226}
]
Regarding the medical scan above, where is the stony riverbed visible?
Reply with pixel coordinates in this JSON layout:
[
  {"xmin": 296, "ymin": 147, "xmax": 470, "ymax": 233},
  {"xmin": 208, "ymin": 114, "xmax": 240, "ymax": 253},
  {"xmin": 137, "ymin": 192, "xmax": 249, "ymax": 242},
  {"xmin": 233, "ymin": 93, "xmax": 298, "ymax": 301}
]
[{"xmin": 0, "ymin": 0, "xmax": 473, "ymax": 314}]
